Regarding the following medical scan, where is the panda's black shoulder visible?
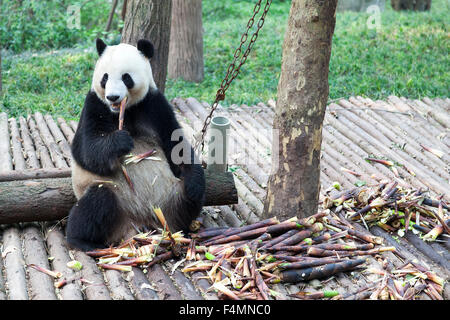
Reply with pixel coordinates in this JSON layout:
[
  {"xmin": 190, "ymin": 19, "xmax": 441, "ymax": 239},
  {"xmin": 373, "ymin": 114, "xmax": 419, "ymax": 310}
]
[
  {"xmin": 139, "ymin": 88, "xmax": 175, "ymax": 113},
  {"xmin": 82, "ymin": 90, "xmax": 113, "ymax": 118},
  {"xmin": 71, "ymin": 90, "xmax": 115, "ymax": 162},
  {"xmin": 131, "ymin": 88, "xmax": 181, "ymax": 131}
]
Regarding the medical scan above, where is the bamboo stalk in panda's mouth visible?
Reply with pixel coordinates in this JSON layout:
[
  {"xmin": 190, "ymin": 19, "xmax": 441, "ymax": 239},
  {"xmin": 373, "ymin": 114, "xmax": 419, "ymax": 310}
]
[
  {"xmin": 116, "ymin": 96, "xmax": 134, "ymax": 192},
  {"xmin": 118, "ymin": 96, "xmax": 128, "ymax": 131}
]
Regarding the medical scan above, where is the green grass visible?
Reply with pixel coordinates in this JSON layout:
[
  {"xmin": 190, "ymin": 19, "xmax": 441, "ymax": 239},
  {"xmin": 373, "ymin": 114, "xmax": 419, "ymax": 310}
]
[{"xmin": 1, "ymin": 0, "xmax": 449, "ymax": 119}]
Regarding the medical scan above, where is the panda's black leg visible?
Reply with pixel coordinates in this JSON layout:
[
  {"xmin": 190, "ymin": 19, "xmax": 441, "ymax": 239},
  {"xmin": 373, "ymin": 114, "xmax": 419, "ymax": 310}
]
[
  {"xmin": 66, "ymin": 185, "xmax": 120, "ymax": 251},
  {"xmin": 171, "ymin": 164, "xmax": 205, "ymax": 231}
]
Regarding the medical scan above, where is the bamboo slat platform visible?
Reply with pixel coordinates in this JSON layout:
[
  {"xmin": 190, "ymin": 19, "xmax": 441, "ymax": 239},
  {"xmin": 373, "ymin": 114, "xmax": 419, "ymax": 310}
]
[{"xmin": 0, "ymin": 95, "xmax": 448, "ymax": 300}]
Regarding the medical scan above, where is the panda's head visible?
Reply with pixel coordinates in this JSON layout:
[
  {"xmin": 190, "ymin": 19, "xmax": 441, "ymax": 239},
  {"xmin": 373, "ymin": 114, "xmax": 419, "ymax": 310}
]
[{"xmin": 92, "ymin": 38, "xmax": 157, "ymax": 113}]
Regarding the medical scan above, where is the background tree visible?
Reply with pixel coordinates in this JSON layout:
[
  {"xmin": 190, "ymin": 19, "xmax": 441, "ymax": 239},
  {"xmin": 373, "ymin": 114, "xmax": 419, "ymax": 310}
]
[
  {"xmin": 121, "ymin": 0, "xmax": 172, "ymax": 93},
  {"xmin": 168, "ymin": 0, "xmax": 204, "ymax": 83},
  {"xmin": 391, "ymin": 0, "xmax": 431, "ymax": 10},
  {"xmin": 263, "ymin": 0, "xmax": 338, "ymax": 220},
  {"xmin": 105, "ymin": 0, "xmax": 119, "ymax": 32}
]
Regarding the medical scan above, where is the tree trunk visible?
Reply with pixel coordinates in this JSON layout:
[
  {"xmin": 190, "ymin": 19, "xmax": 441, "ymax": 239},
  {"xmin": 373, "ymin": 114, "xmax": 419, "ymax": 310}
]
[
  {"xmin": 0, "ymin": 169, "xmax": 237, "ymax": 224},
  {"xmin": 121, "ymin": 0, "xmax": 128, "ymax": 21},
  {"xmin": 0, "ymin": 178, "xmax": 77, "ymax": 224},
  {"xmin": 168, "ymin": 0, "xmax": 204, "ymax": 83},
  {"xmin": 121, "ymin": 0, "xmax": 172, "ymax": 93},
  {"xmin": 105, "ymin": 0, "xmax": 119, "ymax": 32},
  {"xmin": 263, "ymin": 0, "xmax": 338, "ymax": 221},
  {"xmin": 391, "ymin": 0, "xmax": 431, "ymax": 11}
]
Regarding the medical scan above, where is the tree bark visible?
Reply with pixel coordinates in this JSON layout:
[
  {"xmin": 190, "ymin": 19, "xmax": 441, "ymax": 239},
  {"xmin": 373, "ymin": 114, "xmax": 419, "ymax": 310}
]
[
  {"xmin": 391, "ymin": 0, "xmax": 431, "ymax": 11},
  {"xmin": 121, "ymin": 0, "xmax": 128, "ymax": 21},
  {"xmin": 121, "ymin": 0, "xmax": 172, "ymax": 93},
  {"xmin": 263, "ymin": 0, "xmax": 338, "ymax": 220},
  {"xmin": 168, "ymin": 0, "xmax": 204, "ymax": 83},
  {"xmin": 0, "ymin": 178, "xmax": 76, "ymax": 224},
  {"xmin": 0, "ymin": 169, "xmax": 237, "ymax": 224},
  {"xmin": 105, "ymin": 0, "xmax": 119, "ymax": 32}
]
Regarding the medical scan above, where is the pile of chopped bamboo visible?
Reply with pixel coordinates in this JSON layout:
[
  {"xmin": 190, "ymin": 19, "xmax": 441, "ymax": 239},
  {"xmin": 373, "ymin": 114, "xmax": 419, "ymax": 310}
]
[
  {"xmin": 83, "ymin": 208, "xmax": 418, "ymax": 300},
  {"xmin": 362, "ymin": 258, "xmax": 445, "ymax": 300},
  {"xmin": 322, "ymin": 180, "xmax": 450, "ymax": 242}
]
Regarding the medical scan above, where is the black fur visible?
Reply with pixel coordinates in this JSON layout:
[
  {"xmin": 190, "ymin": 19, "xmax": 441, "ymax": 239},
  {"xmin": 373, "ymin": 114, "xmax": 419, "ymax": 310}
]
[
  {"xmin": 96, "ymin": 38, "xmax": 107, "ymax": 56},
  {"xmin": 66, "ymin": 185, "xmax": 120, "ymax": 251},
  {"xmin": 100, "ymin": 73, "xmax": 108, "ymax": 88},
  {"xmin": 137, "ymin": 39, "xmax": 154, "ymax": 59},
  {"xmin": 67, "ymin": 88, "xmax": 205, "ymax": 250},
  {"xmin": 122, "ymin": 73, "xmax": 134, "ymax": 89}
]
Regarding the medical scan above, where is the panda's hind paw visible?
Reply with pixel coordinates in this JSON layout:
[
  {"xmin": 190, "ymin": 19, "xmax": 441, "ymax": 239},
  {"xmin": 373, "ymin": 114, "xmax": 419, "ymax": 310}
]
[{"xmin": 66, "ymin": 237, "xmax": 106, "ymax": 252}]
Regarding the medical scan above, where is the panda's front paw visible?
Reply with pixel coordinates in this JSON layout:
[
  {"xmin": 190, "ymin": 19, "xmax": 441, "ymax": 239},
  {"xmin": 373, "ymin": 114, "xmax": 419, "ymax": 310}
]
[{"xmin": 113, "ymin": 130, "xmax": 134, "ymax": 158}]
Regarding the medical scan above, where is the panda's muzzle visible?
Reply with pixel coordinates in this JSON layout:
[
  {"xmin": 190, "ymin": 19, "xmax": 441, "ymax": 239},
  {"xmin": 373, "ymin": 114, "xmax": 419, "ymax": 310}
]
[
  {"xmin": 107, "ymin": 95, "xmax": 126, "ymax": 110},
  {"xmin": 107, "ymin": 95, "xmax": 120, "ymax": 103},
  {"xmin": 110, "ymin": 96, "xmax": 128, "ymax": 113}
]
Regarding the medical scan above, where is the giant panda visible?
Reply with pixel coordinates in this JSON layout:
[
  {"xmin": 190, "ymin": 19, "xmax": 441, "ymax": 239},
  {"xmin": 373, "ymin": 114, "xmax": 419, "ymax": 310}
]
[{"xmin": 66, "ymin": 38, "xmax": 206, "ymax": 251}]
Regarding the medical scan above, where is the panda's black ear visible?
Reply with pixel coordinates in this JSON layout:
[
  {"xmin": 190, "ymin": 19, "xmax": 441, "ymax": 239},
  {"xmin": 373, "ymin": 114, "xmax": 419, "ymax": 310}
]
[
  {"xmin": 137, "ymin": 39, "xmax": 154, "ymax": 59},
  {"xmin": 96, "ymin": 38, "xmax": 107, "ymax": 56}
]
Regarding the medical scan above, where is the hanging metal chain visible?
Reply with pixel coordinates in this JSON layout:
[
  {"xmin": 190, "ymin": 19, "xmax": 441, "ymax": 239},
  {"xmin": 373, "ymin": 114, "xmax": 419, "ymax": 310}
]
[{"xmin": 194, "ymin": 0, "xmax": 272, "ymax": 152}]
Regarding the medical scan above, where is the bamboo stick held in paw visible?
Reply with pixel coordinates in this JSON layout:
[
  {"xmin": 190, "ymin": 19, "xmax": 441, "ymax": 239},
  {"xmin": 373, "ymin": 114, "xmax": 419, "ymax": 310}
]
[{"xmin": 118, "ymin": 97, "xmax": 127, "ymax": 130}]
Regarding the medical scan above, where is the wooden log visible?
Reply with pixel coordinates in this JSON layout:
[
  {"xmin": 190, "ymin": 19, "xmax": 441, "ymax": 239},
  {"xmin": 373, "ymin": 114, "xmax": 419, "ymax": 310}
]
[
  {"xmin": 0, "ymin": 168, "xmax": 237, "ymax": 223},
  {"xmin": 234, "ymin": 174, "xmax": 264, "ymax": 216},
  {"xmin": 232, "ymin": 202, "xmax": 260, "ymax": 225},
  {"xmin": 0, "ymin": 246, "xmax": 6, "ymax": 300},
  {"xmin": 216, "ymin": 205, "xmax": 243, "ymax": 228},
  {"xmin": 8, "ymin": 118, "xmax": 26, "ymax": 170},
  {"xmin": 0, "ymin": 113, "xmax": 13, "ymax": 172},
  {"xmin": 168, "ymin": 264, "xmax": 204, "ymax": 300},
  {"xmin": 34, "ymin": 112, "xmax": 69, "ymax": 168},
  {"xmin": 56, "ymin": 117, "xmax": 75, "ymax": 145},
  {"xmin": 146, "ymin": 264, "xmax": 183, "ymax": 300},
  {"xmin": 18, "ymin": 116, "xmax": 40, "ymax": 169},
  {"xmin": 0, "ymin": 177, "xmax": 76, "ymax": 223},
  {"xmin": 69, "ymin": 120, "xmax": 78, "ymax": 133},
  {"xmin": 0, "ymin": 168, "xmax": 71, "ymax": 182},
  {"xmin": 44, "ymin": 114, "xmax": 72, "ymax": 164},
  {"xmin": 28, "ymin": 117, "xmax": 55, "ymax": 169},
  {"xmin": 339, "ymin": 99, "xmax": 449, "ymax": 179},
  {"xmin": 71, "ymin": 250, "xmax": 112, "ymax": 300},
  {"xmin": 128, "ymin": 267, "xmax": 159, "ymax": 300},
  {"xmin": 103, "ymin": 269, "xmax": 135, "ymax": 300},
  {"xmin": 2, "ymin": 227, "xmax": 29, "ymax": 300},
  {"xmin": 325, "ymin": 107, "xmax": 449, "ymax": 197},
  {"xmin": 46, "ymin": 228, "xmax": 84, "ymax": 300},
  {"xmin": 22, "ymin": 224, "xmax": 58, "ymax": 300},
  {"xmin": 190, "ymin": 271, "xmax": 219, "ymax": 300},
  {"xmin": 203, "ymin": 169, "xmax": 238, "ymax": 206}
]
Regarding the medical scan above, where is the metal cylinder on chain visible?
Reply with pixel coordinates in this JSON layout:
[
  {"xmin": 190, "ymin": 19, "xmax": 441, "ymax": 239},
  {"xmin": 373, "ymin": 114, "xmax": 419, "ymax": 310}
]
[{"xmin": 207, "ymin": 116, "xmax": 231, "ymax": 173}]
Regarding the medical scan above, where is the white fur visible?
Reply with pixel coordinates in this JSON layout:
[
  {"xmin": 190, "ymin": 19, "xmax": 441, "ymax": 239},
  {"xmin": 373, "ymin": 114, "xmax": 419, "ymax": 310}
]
[
  {"xmin": 72, "ymin": 137, "xmax": 184, "ymax": 242},
  {"xmin": 92, "ymin": 43, "xmax": 157, "ymax": 112}
]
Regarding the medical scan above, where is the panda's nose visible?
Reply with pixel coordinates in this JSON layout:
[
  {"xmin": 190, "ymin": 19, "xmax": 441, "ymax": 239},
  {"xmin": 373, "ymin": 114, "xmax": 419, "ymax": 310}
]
[{"xmin": 106, "ymin": 95, "xmax": 120, "ymax": 102}]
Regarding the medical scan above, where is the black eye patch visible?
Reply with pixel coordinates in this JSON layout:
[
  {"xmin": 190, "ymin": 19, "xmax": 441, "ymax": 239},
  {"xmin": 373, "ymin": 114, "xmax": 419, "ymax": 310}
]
[
  {"xmin": 100, "ymin": 73, "xmax": 108, "ymax": 88},
  {"xmin": 122, "ymin": 73, "xmax": 134, "ymax": 89}
]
